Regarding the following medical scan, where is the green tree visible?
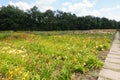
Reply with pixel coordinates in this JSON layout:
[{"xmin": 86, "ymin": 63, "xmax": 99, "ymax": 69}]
[{"xmin": 0, "ymin": 5, "xmax": 27, "ymax": 31}]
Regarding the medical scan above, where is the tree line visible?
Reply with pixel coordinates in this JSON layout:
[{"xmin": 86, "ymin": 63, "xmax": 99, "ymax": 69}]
[{"xmin": 0, "ymin": 5, "xmax": 120, "ymax": 31}]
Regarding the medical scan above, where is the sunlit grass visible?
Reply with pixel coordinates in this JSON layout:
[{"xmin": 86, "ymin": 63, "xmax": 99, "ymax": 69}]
[{"xmin": 0, "ymin": 31, "xmax": 115, "ymax": 80}]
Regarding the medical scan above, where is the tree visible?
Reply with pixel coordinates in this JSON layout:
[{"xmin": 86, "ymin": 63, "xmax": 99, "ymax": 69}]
[
  {"xmin": 0, "ymin": 5, "xmax": 27, "ymax": 31},
  {"xmin": 0, "ymin": 5, "xmax": 119, "ymax": 31}
]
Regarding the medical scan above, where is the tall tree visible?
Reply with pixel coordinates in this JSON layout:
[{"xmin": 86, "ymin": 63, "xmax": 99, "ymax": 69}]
[
  {"xmin": 0, "ymin": 5, "xmax": 119, "ymax": 31},
  {"xmin": 0, "ymin": 5, "xmax": 27, "ymax": 30}
]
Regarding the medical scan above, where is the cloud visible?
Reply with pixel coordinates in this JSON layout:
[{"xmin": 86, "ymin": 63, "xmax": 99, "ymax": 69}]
[
  {"xmin": 61, "ymin": 0, "xmax": 96, "ymax": 15},
  {"xmin": 62, "ymin": 2, "xmax": 72, "ymax": 6},
  {"xmin": 9, "ymin": 0, "xmax": 57, "ymax": 11},
  {"xmin": 35, "ymin": 0, "xmax": 56, "ymax": 5},
  {"xmin": 35, "ymin": 0, "xmax": 57, "ymax": 11},
  {"xmin": 8, "ymin": 0, "xmax": 120, "ymax": 21},
  {"xmin": 99, "ymin": 5, "xmax": 120, "ymax": 12},
  {"xmin": 9, "ymin": 1, "xmax": 33, "ymax": 11},
  {"xmin": 89, "ymin": 5, "xmax": 120, "ymax": 21},
  {"xmin": 61, "ymin": 0, "xmax": 120, "ymax": 21}
]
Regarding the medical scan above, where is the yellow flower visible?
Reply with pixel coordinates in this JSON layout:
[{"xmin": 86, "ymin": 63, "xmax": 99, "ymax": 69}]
[
  {"xmin": 9, "ymin": 71, "xmax": 13, "ymax": 75},
  {"xmin": 47, "ymin": 61, "xmax": 51, "ymax": 65},
  {"xmin": 19, "ymin": 71, "xmax": 22, "ymax": 74},
  {"xmin": 24, "ymin": 71, "xmax": 29, "ymax": 77},
  {"xmin": 22, "ymin": 78, "xmax": 25, "ymax": 80},
  {"xmin": 73, "ymin": 58, "xmax": 78, "ymax": 62},
  {"xmin": 15, "ymin": 68, "xmax": 19, "ymax": 72}
]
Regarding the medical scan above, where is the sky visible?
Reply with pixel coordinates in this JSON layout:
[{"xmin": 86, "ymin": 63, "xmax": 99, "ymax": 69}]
[{"xmin": 0, "ymin": 0, "xmax": 120, "ymax": 21}]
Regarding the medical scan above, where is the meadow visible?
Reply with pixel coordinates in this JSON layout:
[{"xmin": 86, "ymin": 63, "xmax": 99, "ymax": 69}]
[{"xmin": 0, "ymin": 30, "xmax": 115, "ymax": 80}]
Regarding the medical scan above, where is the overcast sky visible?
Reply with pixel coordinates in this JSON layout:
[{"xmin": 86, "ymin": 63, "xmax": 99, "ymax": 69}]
[{"xmin": 0, "ymin": 0, "xmax": 120, "ymax": 21}]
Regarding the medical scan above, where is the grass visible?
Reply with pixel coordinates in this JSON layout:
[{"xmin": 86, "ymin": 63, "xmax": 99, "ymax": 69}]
[
  {"xmin": 0, "ymin": 31, "xmax": 13, "ymax": 39},
  {"xmin": 0, "ymin": 30, "xmax": 115, "ymax": 80}
]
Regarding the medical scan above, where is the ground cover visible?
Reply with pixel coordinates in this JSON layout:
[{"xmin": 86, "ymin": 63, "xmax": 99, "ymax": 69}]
[{"xmin": 0, "ymin": 30, "xmax": 115, "ymax": 80}]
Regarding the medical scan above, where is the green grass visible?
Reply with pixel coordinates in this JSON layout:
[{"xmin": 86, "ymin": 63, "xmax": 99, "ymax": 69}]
[
  {"xmin": 0, "ymin": 31, "xmax": 114, "ymax": 80},
  {"xmin": 0, "ymin": 31, "xmax": 13, "ymax": 39}
]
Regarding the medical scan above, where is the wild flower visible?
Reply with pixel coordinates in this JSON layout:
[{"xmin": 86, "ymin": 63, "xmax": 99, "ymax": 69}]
[
  {"xmin": 6, "ymin": 66, "xmax": 30, "ymax": 80},
  {"xmin": 2, "ymin": 46, "xmax": 11, "ymax": 50},
  {"xmin": 73, "ymin": 58, "xmax": 78, "ymax": 62},
  {"xmin": 0, "ymin": 31, "xmax": 114, "ymax": 80}
]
